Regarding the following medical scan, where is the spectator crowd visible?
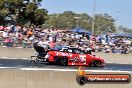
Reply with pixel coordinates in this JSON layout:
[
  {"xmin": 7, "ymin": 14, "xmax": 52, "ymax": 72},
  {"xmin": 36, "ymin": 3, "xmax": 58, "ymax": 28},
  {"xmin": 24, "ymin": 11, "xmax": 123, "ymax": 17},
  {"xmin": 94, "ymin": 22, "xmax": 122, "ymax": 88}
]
[{"xmin": 0, "ymin": 25, "xmax": 132, "ymax": 54}]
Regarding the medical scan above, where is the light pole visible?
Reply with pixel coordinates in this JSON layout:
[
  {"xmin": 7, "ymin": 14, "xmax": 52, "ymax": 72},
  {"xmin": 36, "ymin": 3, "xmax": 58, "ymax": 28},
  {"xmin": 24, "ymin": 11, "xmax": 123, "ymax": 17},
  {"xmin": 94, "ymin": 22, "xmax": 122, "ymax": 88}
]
[
  {"xmin": 74, "ymin": 17, "xmax": 80, "ymax": 28},
  {"xmin": 28, "ymin": 0, "xmax": 38, "ymax": 4},
  {"xmin": 92, "ymin": 0, "xmax": 96, "ymax": 34},
  {"xmin": 115, "ymin": 12, "xmax": 120, "ymax": 33}
]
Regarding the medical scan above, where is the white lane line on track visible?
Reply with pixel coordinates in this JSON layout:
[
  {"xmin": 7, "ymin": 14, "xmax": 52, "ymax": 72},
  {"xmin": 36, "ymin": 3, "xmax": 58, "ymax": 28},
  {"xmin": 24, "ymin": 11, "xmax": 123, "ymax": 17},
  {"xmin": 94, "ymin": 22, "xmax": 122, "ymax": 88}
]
[
  {"xmin": 0, "ymin": 67, "xmax": 132, "ymax": 73},
  {"xmin": 12, "ymin": 68, "xmax": 132, "ymax": 73},
  {"xmin": 0, "ymin": 57, "xmax": 29, "ymax": 59},
  {"xmin": 20, "ymin": 68, "xmax": 106, "ymax": 72},
  {"xmin": 10, "ymin": 58, "xmax": 18, "ymax": 59},
  {"xmin": 0, "ymin": 67, "xmax": 17, "ymax": 69},
  {"xmin": 21, "ymin": 68, "xmax": 132, "ymax": 73},
  {"xmin": 1, "ymin": 57, "xmax": 9, "ymax": 59},
  {"xmin": 21, "ymin": 58, "xmax": 29, "ymax": 59}
]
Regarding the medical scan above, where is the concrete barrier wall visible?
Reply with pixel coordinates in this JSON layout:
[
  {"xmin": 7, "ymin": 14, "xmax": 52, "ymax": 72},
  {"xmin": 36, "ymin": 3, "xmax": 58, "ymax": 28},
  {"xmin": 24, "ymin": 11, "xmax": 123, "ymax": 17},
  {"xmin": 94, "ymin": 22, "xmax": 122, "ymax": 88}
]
[
  {"xmin": 0, "ymin": 47, "xmax": 35, "ymax": 58},
  {"xmin": 0, "ymin": 69, "xmax": 131, "ymax": 88},
  {"xmin": 0, "ymin": 69, "xmax": 79, "ymax": 88}
]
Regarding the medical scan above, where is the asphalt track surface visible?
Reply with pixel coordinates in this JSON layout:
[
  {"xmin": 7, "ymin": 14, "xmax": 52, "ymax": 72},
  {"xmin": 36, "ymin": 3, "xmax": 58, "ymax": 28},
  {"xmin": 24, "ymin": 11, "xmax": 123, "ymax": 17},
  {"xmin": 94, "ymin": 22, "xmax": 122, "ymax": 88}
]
[
  {"xmin": 0, "ymin": 47, "xmax": 132, "ymax": 72},
  {"xmin": 0, "ymin": 57, "xmax": 132, "ymax": 72}
]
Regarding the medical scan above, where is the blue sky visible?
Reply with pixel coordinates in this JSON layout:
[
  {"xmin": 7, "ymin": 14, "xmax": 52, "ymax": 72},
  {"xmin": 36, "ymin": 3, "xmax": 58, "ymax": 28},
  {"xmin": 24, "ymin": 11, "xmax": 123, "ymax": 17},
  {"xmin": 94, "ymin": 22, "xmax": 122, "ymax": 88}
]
[{"xmin": 41, "ymin": 0, "xmax": 132, "ymax": 29}]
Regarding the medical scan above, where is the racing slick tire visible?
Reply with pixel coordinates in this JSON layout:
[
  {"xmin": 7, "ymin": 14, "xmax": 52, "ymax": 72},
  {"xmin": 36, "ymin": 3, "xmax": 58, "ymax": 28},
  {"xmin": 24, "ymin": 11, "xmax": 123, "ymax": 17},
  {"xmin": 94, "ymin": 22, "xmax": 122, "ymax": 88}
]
[
  {"xmin": 90, "ymin": 60, "xmax": 103, "ymax": 67},
  {"xmin": 54, "ymin": 56, "xmax": 68, "ymax": 66},
  {"xmin": 60, "ymin": 57, "xmax": 68, "ymax": 66}
]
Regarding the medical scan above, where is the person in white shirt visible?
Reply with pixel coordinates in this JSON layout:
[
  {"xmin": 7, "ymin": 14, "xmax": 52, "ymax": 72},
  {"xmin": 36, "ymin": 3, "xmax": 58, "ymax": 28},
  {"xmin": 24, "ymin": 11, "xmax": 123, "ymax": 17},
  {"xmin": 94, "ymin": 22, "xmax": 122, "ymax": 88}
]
[{"xmin": 2, "ymin": 30, "xmax": 8, "ymax": 38}]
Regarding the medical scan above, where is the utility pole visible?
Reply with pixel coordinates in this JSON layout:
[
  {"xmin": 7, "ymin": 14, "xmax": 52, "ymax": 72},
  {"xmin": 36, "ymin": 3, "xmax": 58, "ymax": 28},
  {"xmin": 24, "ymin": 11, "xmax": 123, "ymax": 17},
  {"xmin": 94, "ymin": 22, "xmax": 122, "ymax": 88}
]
[
  {"xmin": 92, "ymin": 0, "xmax": 96, "ymax": 34},
  {"xmin": 74, "ymin": 17, "xmax": 80, "ymax": 28},
  {"xmin": 34, "ymin": 0, "xmax": 38, "ymax": 4},
  {"xmin": 115, "ymin": 12, "xmax": 120, "ymax": 33},
  {"xmin": 27, "ymin": 0, "xmax": 38, "ymax": 4}
]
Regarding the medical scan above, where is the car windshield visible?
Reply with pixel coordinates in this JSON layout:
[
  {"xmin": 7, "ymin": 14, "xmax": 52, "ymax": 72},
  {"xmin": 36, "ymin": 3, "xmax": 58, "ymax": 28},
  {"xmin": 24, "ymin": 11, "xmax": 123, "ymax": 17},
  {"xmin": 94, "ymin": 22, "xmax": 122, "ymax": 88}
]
[
  {"xmin": 73, "ymin": 49, "xmax": 86, "ymax": 54},
  {"xmin": 52, "ymin": 45, "xmax": 64, "ymax": 50}
]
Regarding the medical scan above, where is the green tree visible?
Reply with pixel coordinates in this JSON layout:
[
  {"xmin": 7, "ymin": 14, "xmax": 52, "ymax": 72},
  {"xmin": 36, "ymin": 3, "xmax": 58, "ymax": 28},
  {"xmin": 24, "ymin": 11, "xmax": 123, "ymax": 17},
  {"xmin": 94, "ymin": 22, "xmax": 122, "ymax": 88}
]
[
  {"xmin": 32, "ymin": 9, "xmax": 48, "ymax": 25},
  {"xmin": 118, "ymin": 25, "xmax": 132, "ymax": 34},
  {"xmin": 0, "ymin": 0, "xmax": 48, "ymax": 26},
  {"xmin": 94, "ymin": 13, "xmax": 116, "ymax": 34},
  {"xmin": 79, "ymin": 13, "xmax": 92, "ymax": 30},
  {"xmin": 44, "ymin": 11, "xmax": 92, "ymax": 30}
]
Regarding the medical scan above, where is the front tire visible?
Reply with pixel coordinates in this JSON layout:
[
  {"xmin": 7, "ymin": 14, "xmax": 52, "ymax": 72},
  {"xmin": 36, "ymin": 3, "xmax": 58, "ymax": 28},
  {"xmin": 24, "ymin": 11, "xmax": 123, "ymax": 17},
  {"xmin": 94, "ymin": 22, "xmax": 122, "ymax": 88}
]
[{"xmin": 90, "ymin": 60, "xmax": 103, "ymax": 67}]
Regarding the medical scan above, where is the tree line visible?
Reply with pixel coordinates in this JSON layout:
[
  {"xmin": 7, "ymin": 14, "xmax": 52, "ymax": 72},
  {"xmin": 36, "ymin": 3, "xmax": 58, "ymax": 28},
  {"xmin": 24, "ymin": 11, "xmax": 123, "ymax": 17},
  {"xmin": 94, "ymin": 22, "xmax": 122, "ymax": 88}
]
[
  {"xmin": 44, "ymin": 11, "xmax": 132, "ymax": 34},
  {"xmin": 0, "ymin": 0, "xmax": 132, "ymax": 34},
  {"xmin": 44, "ymin": 11, "xmax": 116, "ymax": 34}
]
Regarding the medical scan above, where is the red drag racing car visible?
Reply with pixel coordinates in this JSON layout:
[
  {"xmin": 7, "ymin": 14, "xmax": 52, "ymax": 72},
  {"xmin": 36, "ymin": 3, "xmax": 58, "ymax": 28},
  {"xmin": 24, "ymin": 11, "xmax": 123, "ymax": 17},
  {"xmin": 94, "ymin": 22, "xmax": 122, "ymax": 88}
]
[{"xmin": 47, "ymin": 47, "xmax": 105, "ymax": 67}]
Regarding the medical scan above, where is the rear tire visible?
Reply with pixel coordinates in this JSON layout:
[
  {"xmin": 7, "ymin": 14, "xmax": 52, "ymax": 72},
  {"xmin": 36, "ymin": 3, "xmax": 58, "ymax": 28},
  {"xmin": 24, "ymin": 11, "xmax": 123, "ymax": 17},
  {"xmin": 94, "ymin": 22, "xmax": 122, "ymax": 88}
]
[{"xmin": 60, "ymin": 57, "xmax": 68, "ymax": 66}]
